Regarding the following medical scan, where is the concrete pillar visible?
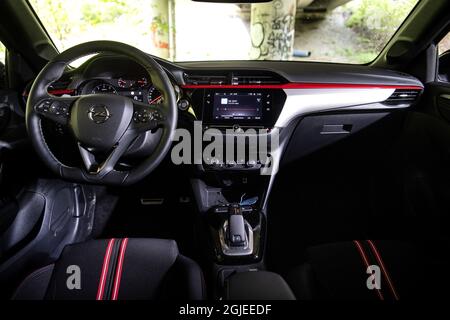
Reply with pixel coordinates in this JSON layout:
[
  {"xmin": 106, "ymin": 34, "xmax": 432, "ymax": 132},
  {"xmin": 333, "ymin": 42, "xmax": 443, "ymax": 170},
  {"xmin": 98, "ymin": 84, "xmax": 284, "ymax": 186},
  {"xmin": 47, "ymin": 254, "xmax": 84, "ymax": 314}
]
[
  {"xmin": 150, "ymin": 0, "xmax": 171, "ymax": 60},
  {"xmin": 250, "ymin": 0, "xmax": 297, "ymax": 60},
  {"xmin": 297, "ymin": 0, "xmax": 315, "ymax": 9}
]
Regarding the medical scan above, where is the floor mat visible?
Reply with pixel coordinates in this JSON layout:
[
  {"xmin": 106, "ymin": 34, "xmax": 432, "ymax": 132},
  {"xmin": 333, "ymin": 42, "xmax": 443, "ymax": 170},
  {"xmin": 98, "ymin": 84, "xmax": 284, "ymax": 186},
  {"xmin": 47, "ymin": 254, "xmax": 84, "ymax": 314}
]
[{"xmin": 100, "ymin": 166, "xmax": 200, "ymax": 258}]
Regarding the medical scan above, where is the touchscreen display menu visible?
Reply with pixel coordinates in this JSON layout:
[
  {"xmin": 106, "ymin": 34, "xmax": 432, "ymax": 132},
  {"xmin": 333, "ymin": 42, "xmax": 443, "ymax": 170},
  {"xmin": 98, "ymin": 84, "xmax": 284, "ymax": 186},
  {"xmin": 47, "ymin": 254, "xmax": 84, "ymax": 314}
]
[{"xmin": 212, "ymin": 92, "xmax": 263, "ymax": 121}]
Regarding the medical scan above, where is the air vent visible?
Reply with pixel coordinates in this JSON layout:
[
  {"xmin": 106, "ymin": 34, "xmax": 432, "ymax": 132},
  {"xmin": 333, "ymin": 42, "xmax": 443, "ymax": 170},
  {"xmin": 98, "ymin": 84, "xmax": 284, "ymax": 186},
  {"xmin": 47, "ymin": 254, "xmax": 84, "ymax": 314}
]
[
  {"xmin": 47, "ymin": 78, "xmax": 76, "ymax": 96},
  {"xmin": 385, "ymin": 89, "xmax": 422, "ymax": 104},
  {"xmin": 183, "ymin": 71, "xmax": 287, "ymax": 86},
  {"xmin": 184, "ymin": 74, "xmax": 228, "ymax": 85},
  {"xmin": 49, "ymin": 78, "xmax": 73, "ymax": 90},
  {"xmin": 231, "ymin": 74, "xmax": 283, "ymax": 85}
]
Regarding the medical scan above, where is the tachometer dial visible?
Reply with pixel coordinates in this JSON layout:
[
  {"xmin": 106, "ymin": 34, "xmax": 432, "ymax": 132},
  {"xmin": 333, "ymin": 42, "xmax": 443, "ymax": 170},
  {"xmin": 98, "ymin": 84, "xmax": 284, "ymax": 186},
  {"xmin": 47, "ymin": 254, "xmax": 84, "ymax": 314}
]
[
  {"xmin": 147, "ymin": 87, "xmax": 163, "ymax": 104},
  {"xmin": 137, "ymin": 77, "xmax": 148, "ymax": 88},
  {"xmin": 92, "ymin": 83, "xmax": 117, "ymax": 94}
]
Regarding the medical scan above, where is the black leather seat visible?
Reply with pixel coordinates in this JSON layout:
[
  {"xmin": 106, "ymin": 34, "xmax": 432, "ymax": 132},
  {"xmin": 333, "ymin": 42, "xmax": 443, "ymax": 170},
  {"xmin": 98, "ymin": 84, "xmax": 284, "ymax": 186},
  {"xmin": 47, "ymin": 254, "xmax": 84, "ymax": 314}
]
[
  {"xmin": 12, "ymin": 238, "xmax": 206, "ymax": 300},
  {"xmin": 286, "ymin": 240, "xmax": 449, "ymax": 300}
]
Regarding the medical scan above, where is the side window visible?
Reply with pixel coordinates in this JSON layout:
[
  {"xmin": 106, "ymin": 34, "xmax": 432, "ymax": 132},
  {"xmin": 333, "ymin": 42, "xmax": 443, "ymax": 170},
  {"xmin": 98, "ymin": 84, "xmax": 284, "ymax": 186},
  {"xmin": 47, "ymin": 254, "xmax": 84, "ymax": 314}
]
[
  {"xmin": 0, "ymin": 42, "xmax": 5, "ymax": 88},
  {"xmin": 438, "ymin": 32, "xmax": 450, "ymax": 56},
  {"xmin": 438, "ymin": 32, "xmax": 450, "ymax": 82},
  {"xmin": 0, "ymin": 42, "xmax": 5, "ymax": 64}
]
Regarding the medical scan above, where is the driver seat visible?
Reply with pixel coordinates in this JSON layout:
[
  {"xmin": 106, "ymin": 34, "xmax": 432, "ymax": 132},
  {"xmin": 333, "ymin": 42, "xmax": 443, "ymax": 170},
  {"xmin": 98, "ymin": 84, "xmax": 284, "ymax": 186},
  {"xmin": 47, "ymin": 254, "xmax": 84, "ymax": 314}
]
[{"xmin": 12, "ymin": 238, "xmax": 206, "ymax": 300}]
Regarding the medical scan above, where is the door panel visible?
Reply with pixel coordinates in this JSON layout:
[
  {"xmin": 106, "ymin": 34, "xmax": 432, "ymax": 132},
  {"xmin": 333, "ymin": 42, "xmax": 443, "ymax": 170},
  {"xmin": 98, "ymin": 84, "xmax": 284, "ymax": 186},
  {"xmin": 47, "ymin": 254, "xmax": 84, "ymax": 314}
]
[
  {"xmin": 425, "ymin": 81, "xmax": 450, "ymax": 120},
  {"xmin": 437, "ymin": 92, "xmax": 450, "ymax": 121},
  {"xmin": 0, "ymin": 88, "xmax": 29, "ymax": 191}
]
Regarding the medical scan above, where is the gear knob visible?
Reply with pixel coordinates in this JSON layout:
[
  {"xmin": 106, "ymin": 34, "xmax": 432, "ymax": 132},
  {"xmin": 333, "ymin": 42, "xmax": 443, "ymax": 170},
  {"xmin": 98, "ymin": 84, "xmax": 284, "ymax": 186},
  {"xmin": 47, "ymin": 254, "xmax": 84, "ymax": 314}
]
[{"xmin": 228, "ymin": 204, "xmax": 247, "ymax": 247}]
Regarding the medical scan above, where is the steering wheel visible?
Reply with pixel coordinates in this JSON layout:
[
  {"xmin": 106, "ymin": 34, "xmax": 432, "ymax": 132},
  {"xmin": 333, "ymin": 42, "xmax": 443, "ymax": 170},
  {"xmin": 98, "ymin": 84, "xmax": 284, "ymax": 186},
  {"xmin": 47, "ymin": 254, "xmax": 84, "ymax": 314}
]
[{"xmin": 26, "ymin": 41, "xmax": 177, "ymax": 186}]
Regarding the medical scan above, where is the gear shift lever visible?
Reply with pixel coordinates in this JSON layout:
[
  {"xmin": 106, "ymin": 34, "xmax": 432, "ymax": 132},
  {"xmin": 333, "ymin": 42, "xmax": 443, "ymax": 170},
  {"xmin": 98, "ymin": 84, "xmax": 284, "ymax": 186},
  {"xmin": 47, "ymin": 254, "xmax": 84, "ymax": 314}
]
[{"xmin": 227, "ymin": 203, "xmax": 247, "ymax": 247}]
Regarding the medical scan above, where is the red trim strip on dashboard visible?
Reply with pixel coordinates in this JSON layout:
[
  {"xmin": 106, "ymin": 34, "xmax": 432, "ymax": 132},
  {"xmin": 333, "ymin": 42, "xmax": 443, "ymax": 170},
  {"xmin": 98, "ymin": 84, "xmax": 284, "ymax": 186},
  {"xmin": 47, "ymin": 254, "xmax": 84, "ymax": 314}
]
[
  {"xmin": 22, "ymin": 89, "xmax": 76, "ymax": 97},
  {"xmin": 48, "ymin": 89, "xmax": 76, "ymax": 95},
  {"xmin": 180, "ymin": 83, "xmax": 423, "ymax": 90},
  {"xmin": 25, "ymin": 84, "xmax": 423, "ymax": 97}
]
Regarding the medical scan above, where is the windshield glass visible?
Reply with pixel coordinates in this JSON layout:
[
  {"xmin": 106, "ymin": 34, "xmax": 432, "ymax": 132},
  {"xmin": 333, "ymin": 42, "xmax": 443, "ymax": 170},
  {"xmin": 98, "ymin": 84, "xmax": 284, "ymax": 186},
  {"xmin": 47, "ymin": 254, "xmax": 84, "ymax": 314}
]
[{"xmin": 29, "ymin": 0, "xmax": 419, "ymax": 64}]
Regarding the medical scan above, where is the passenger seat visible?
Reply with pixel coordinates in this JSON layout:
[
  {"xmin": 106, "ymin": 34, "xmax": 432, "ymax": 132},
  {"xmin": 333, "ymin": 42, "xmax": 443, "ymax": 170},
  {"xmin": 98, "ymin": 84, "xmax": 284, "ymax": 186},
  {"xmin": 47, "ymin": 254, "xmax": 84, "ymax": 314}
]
[{"xmin": 286, "ymin": 240, "xmax": 448, "ymax": 300}]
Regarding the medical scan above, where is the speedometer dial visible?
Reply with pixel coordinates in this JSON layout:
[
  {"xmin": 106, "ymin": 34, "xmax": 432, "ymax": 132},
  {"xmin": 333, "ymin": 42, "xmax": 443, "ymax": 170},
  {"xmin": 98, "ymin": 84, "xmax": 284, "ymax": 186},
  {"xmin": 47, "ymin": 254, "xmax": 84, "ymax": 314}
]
[
  {"xmin": 92, "ymin": 83, "xmax": 117, "ymax": 95},
  {"xmin": 147, "ymin": 87, "xmax": 163, "ymax": 104}
]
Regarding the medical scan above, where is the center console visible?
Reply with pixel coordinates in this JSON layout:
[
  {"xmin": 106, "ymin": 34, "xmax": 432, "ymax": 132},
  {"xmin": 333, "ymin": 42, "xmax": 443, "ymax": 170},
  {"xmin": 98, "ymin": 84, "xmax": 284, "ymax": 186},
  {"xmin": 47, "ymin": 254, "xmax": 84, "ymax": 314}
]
[
  {"xmin": 190, "ymin": 88, "xmax": 285, "ymax": 262},
  {"xmin": 187, "ymin": 85, "xmax": 289, "ymax": 298},
  {"xmin": 224, "ymin": 271, "xmax": 296, "ymax": 300},
  {"xmin": 192, "ymin": 88, "xmax": 286, "ymax": 171}
]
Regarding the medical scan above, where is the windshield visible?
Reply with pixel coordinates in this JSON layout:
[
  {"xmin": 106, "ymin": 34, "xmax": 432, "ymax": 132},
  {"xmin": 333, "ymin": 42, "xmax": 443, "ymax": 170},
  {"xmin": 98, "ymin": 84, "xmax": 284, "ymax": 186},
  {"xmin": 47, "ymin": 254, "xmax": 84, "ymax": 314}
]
[{"xmin": 29, "ymin": 0, "xmax": 419, "ymax": 64}]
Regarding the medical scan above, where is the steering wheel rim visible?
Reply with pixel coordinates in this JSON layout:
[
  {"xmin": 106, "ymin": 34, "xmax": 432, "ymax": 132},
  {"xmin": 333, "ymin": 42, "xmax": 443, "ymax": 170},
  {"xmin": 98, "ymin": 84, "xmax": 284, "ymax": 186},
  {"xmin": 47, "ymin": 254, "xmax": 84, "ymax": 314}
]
[{"xmin": 26, "ymin": 40, "xmax": 178, "ymax": 186}]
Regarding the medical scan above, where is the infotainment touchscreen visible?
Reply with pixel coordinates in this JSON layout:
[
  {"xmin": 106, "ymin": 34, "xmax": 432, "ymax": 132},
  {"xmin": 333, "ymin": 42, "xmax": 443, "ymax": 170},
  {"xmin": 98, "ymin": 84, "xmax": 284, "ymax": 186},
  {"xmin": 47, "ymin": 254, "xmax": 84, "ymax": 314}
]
[
  {"xmin": 201, "ymin": 89, "xmax": 286, "ymax": 128},
  {"xmin": 212, "ymin": 92, "xmax": 263, "ymax": 121}
]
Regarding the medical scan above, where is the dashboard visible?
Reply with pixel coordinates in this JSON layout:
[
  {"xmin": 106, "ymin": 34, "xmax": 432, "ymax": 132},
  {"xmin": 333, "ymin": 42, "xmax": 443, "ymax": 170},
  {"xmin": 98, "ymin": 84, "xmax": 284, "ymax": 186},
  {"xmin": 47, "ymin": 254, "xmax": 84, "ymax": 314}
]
[
  {"xmin": 42, "ymin": 53, "xmax": 425, "ymax": 173},
  {"xmin": 49, "ymin": 54, "xmax": 424, "ymax": 131}
]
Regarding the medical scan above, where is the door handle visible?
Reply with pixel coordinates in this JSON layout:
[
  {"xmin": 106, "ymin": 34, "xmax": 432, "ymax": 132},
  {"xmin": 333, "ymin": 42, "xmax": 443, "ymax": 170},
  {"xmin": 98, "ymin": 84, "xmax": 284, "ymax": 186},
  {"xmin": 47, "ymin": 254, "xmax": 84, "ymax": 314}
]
[{"xmin": 320, "ymin": 124, "xmax": 353, "ymax": 135}]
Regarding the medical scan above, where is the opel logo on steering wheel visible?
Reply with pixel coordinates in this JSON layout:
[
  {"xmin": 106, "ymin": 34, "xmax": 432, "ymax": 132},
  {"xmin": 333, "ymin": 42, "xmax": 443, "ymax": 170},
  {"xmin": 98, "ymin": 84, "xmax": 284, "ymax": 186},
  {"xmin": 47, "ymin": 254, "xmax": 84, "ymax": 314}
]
[{"xmin": 87, "ymin": 105, "xmax": 111, "ymax": 124}]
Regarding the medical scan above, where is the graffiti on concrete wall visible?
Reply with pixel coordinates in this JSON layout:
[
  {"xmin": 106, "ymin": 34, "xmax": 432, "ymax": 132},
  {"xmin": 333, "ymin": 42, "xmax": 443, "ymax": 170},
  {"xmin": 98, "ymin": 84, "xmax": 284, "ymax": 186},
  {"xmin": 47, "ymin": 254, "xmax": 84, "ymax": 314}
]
[
  {"xmin": 251, "ymin": 0, "xmax": 296, "ymax": 60},
  {"xmin": 150, "ymin": 1, "xmax": 170, "ymax": 59},
  {"xmin": 151, "ymin": 15, "xmax": 169, "ymax": 50}
]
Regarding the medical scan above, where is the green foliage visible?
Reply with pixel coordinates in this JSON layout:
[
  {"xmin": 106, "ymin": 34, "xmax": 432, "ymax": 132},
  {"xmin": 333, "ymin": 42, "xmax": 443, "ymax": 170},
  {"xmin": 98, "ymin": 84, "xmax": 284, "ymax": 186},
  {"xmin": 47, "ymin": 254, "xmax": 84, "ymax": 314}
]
[
  {"xmin": 0, "ymin": 42, "xmax": 5, "ymax": 64},
  {"xmin": 29, "ymin": 0, "xmax": 72, "ymax": 42},
  {"xmin": 350, "ymin": 51, "xmax": 378, "ymax": 64},
  {"xmin": 81, "ymin": 0, "xmax": 134, "ymax": 25},
  {"xmin": 345, "ymin": 0, "xmax": 418, "ymax": 52},
  {"xmin": 335, "ymin": 46, "xmax": 378, "ymax": 64},
  {"xmin": 151, "ymin": 16, "xmax": 169, "ymax": 34},
  {"xmin": 29, "ymin": 0, "xmax": 153, "ymax": 53}
]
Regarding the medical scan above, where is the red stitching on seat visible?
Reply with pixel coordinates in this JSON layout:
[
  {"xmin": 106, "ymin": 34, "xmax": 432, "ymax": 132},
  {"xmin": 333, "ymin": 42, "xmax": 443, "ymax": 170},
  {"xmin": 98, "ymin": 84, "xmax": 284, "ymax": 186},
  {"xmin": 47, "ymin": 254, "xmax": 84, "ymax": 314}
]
[
  {"xmin": 96, "ymin": 238, "xmax": 115, "ymax": 300},
  {"xmin": 367, "ymin": 240, "xmax": 400, "ymax": 301},
  {"xmin": 111, "ymin": 238, "xmax": 129, "ymax": 300},
  {"xmin": 353, "ymin": 240, "xmax": 384, "ymax": 301}
]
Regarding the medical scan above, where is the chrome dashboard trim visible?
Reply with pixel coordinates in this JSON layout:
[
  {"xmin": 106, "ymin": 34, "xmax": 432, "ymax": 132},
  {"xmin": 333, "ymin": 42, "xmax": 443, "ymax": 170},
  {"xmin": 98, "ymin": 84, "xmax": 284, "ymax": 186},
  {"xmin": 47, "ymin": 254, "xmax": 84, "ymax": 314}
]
[{"xmin": 276, "ymin": 88, "xmax": 396, "ymax": 128}]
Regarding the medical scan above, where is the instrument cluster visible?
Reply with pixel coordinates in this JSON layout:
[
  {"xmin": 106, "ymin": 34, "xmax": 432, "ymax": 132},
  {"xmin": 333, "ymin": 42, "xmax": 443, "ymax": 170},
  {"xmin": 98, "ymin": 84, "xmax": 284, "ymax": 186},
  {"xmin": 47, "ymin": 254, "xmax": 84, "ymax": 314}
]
[{"xmin": 80, "ymin": 77, "xmax": 163, "ymax": 105}]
